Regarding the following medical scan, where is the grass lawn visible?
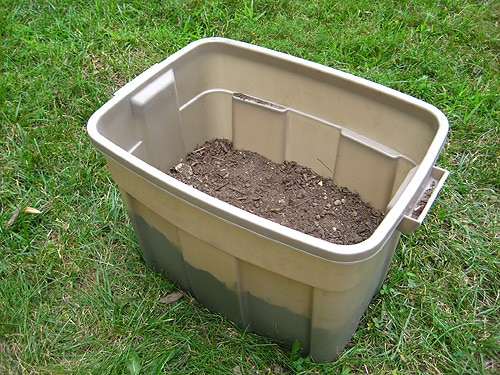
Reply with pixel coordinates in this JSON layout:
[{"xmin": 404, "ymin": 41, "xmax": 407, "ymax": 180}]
[{"xmin": 1, "ymin": 0, "xmax": 498, "ymax": 373}]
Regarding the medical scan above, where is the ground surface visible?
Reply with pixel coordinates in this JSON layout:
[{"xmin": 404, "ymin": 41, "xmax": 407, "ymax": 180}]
[
  {"xmin": 167, "ymin": 138, "xmax": 384, "ymax": 245},
  {"xmin": 2, "ymin": 0, "xmax": 498, "ymax": 373}
]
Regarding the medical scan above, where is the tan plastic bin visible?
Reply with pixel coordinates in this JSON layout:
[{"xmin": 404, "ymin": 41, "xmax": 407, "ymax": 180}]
[{"xmin": 87, "ymin": 38, "xmax": 449, "ymax": 362}]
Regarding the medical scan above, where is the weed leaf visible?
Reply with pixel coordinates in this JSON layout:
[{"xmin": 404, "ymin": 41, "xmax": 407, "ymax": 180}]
[
  {"xmin": 291, "ymin": 339, "xmax": 301, "ymax": 359},
  {"xmin": 159, "ymin": 292, "xmax": 183, "ymax": 305},
  {"xmin": 126, "ymin": 350, "xmax": 141, "ymax": 375},
  {"xmin": 5, "ymin": 207, "xmax": 21, "ymax": 228}
]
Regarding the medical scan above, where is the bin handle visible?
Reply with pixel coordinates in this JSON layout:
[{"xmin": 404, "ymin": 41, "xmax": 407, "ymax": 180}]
[{"xmin": 397, "ymin": 166, "xmax": 449, "ymax": 234}]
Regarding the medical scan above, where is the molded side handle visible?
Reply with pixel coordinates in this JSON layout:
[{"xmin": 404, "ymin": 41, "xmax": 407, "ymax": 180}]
[{"xmin": 397, "ymin": 166, "xmax": 449, "ymax": 234}]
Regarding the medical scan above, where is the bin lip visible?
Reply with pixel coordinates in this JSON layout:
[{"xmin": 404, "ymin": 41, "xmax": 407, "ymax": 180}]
[{"xmin": 87, "ymin": 37, "xmax": 449, "ymax": 263}]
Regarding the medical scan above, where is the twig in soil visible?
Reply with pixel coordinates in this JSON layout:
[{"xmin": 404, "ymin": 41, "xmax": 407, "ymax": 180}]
[
  {"xmin": 220, "ymin": 141, "xmax": 229, "ymax": 153},
  {"xmin": 227, "ymin": 186, "xmax": 245, "ymax": 195},
  {"xmin": 214, "ymin": 181, "xmax": 229, "ymax": 191},
  {"xmin": 296, "ymin": 197, "xmax": 314, "ymax": 207}
]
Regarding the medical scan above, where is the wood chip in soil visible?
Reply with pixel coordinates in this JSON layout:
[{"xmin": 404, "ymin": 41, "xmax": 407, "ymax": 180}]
[{"xmin": 167, "ymin": 139, "xmax": 384, "ymax": 245}]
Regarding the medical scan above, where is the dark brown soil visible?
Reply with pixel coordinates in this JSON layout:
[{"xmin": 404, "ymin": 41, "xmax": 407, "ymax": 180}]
[
  {"xmin": 411, "ymin": 181, "xmax": 436, "ymax": 219},
  {"xmin": 167, "ymin": 139, "xmax": 384, "ymax": 245}
]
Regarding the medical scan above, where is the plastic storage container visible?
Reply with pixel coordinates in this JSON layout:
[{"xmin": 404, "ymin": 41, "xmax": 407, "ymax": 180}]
[{"xmin": 87, "ymin": 38, "xmax": 449, "ymax": 362}]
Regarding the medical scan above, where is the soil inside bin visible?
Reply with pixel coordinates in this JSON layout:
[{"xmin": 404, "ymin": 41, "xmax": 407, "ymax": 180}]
[{"xmin": 167, "ymin": 139, "xmax": 384, "ymax": 245}]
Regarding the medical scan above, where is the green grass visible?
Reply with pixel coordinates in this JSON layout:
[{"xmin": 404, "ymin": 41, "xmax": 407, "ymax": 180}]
[{"xmin": 1, "ymin": 0, "xmax": 498, "ymax": 373}]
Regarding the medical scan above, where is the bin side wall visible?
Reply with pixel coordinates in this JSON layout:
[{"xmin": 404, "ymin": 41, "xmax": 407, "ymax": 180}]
[
  {"xmin": 125, "ymin": 201, "xmax": 398, "ymax": 362},
  {"xmin": 113, "ymin": 158, "xmax": 401, "ymax": 361}
]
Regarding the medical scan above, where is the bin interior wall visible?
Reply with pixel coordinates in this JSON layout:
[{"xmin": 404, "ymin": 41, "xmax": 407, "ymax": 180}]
[
  {"xmin": 170, "ymin": 44, "xmax": 440, "ymax": 163},
  {"xmin": 181, "ymin": 90, "xmax": 419, "ymax": 210}
]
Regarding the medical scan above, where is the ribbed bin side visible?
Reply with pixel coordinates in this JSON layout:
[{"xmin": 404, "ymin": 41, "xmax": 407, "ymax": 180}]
[{"xmin": 110, "ymin": 157, "xmax": 401, "ymax": 361}]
